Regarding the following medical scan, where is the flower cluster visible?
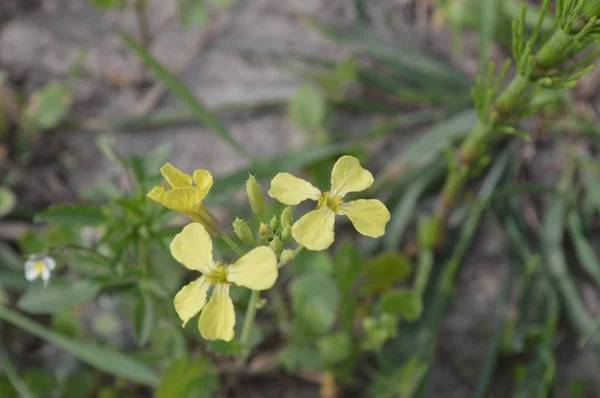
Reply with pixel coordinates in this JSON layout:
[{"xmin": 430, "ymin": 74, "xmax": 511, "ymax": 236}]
[{"xmin": 145, "ymin": 155, "xmax": 390, "ymax": 341}]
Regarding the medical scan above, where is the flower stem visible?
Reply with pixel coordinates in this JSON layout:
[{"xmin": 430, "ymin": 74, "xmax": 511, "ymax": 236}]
[
  {"xmin": 239, "ymin": 289, "xmax": 260, "ymax": 361},
  {"xmin": 219, "ymin": 233, "xmax": 244, "ymax": 257}
]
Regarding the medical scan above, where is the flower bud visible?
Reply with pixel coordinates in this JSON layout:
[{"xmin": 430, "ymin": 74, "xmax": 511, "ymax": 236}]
[
  {"xmin": 190, "ymin": 204, "xmax": 220, "ymax": 237},
  {"xmin": 259, "ymin": 222, "xmax": 268, "ymax": 236},
  {"xmin": 246, "ymin": 174, "xmax": 265, "ymax": 217},
  {"xmin": 269, "ymin": 236, "xmax": 282, "ymax": 254},
  {"xmin": 279, "ymin": 249, "xmax": 295, "ymax": 266},
  {"xmin": 281, "ymin": 225, "xmax": 292, "ymax": 242},
  {"xmin": 280, "ymin": 207, "xmax": 294, "ymax": 228},
  {"xmin": 269, "ymin": 215, "xmax": 279, "ymax": 230},
  {"xmin": 233, "ymin": 218, "xmax": 255, "ymax": 245}
]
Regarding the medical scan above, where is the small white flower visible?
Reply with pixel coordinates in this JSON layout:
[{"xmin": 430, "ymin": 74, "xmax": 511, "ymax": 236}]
[{"xmin": 24, "ymin": 255, "xmax": 56, "ymax": 285}]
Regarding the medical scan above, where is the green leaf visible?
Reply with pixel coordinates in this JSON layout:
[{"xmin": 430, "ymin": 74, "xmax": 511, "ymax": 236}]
[
  {"xmin": 22, "ymin": 82, "xmax": 72, "ymax": 131},
  {"xmin": 379, "ymin": 290, "xmax": 423, "ymax": 322},
  {"xmin": 63, "ymin": 371, "xmax": 95, "ymax": 398},
  {"xmin": 34, "ymin": 205, "xmax": 107, "ymax": 226},
  {"xmin": 120, "ymin": 33, "xmax": 249, "ymax": 157},
  {"xmin": 282, "ymin": 343, "xmax": 322, "ymax": 372},
  {"xmin": 317, "ymin": 332, "xmax": 352, "ymax": 366},
  {"xmin": 91, "ymin": 0, "xmax": 125, "ymax": 9},
  {"xmin": 290, "ymin": 273, "xmax": 339, "ymax": 335},
  {"xmin": 369, "ymin": 357, "xmax": 429, "ymax": 398},
  {"xmin": 363, "ymin": 252, "xmax": 412, "ymax": 293},
  {"xmin": 205, "ymin": 339, "xmax": 242, "ymax": 355},
  {"xmin": 319, "ymin": 60, "xmax": 358, "ymax": 97},
  {"xmin": 0, "ymin": 305, "xmax": 159, "ymax": 386},
  {"xmin": 18, "ymin": 280, "xmax": 101, "ymax": 314},
  {"xmin": 292, "ymin": 250, "xmax": 334, "ymax": 276},
  {"xmin": 0, "ymin": 270, "xmax": 28, "ymax": 292},
  {"xmin": 0, "ymin": 242, "xmax": 22, "ymax": 271},
  {"xmin": 0, "ymin": 187, "xmax": 16, "ymax": 218},
  {"xmin": 133, "ymin": 292, "xmax": 155, "ymax": 346},
  {"xmin": 52, "ymin": 310, "xmax": 84, "ymax": 339},
  {"xmin": 288, "ymin": 84, "xmax": 327, "ymax": 131},
  {"xmin": 156, "ymin": 357, "xmax": 219, "ymax": 398},
  {"xmin": 333, "ymin": 241, "xmax": 364, "ymax": 296}
]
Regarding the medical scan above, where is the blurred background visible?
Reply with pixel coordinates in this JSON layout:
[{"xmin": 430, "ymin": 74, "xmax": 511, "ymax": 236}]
[{"xmin": 1, "ymin": 0, "xmax": 600, "ymax": 397}]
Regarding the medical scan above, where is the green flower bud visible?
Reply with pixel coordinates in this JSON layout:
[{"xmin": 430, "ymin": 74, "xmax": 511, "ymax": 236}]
[
  {"xmin": 279, "ymin": 249, "xmax": 295, "ymax": 266},
  {"xmin": 246, "ymin": 174, "xmax": 265, "ymax": 217},
  {"xmin": 233, "ymin": 218, "xmax": 255, "ymax": 245},
  {"xmin": 269, "ymin": 215, "xmax": 279, "ymax": 230},
  {"xmin": 269, "ymin": 236, "xmax": 282, "ymax": 254},
  {"xmin": 281, "ymin": 225, "xmax": 292, "ymax": 242},
  {"xmin": 280, "ymin": 207, "xmax": 294, "ymax": 228}
]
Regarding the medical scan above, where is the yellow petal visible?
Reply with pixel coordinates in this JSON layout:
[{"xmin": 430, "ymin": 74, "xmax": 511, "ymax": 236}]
[
  {"xmin": 330, "ymin": 155, "xmax": 374, "ymax": 198},
  {"xmin": 174, "ymin": 276, "xmax": 210, "ymax": 327},
  {"xmin": 147, "ymin": 186, "xmax": 166, "ymax": 203},
  {"xmin": 161, "ymin": 163, "xmax": 192, "ymax": 188},
  {"xmin": 198, "ymin": 284, "xmax": 235, "ymax": 341},
  {"xmin": 226, "ymin": 246, "xmax": 278, "ymax": 290},
  {"xmin": 338, "ymin": 199, "xmax": 391, "ymax": 238},
  {"xmin": 192, "ymin": 169, "xmax": 213, "ymax": 195},
  {"xmin": 291, "ymin": 206, "xmax": 335, "ymax": 251},
  {"xmin": 268, "ymin": 173, "xmax": 321, "ymax": 205},
  {"xmin": 170, "ymin": 223, "xmax": 214, "ymax": 273},
  {"xmin": 158, "ymin": 187, "xmax": 207, "ymax": 214}
]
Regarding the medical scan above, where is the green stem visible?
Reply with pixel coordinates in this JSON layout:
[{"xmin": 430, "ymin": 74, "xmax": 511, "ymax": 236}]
[
  {"xmin": 415, "ymin": 248, "xmax": 433, "ymax": 294},
  {"xmin": 219, "ymin": 233, "xmax": 244, "ymax": 257},
  {"xmin": 535, "ymin": 29, "xmax": 574, "ymax": 69},
  {"xmin": 432, "ymin": 23, "xmax": 581, "ymax": 239},
  {"xmin": 494, "ymin": 75, "xmax": 531, "ymax": 114},
  {"xmin": 239, "ymin": 289, "xmax": 260, "ymax": 361}
]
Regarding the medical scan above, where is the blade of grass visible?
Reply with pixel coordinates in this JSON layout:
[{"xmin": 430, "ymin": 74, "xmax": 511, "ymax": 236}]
[
  {"xmin": 378, "ymin": 144, "xmax": 513, "ymax": 387},
  {"xmin": 0, "ymin": 346, "xmax": 34, "ymax": 398},
  {"xmin": 472, "ymin": 265, "xmax": 511, "ymax": 398},
  {"xmin": 374, "ymin": 110, "xmax": 477, "ymax": 191},
  {"xmin": 0, "ymin": 305, "xmax": 159, "ymax": 386},
  {"xmin": 303, "ymin": 20, "xmax": 472, "ymax": 89},
  {"xmin": 542, "ymin": 195, "xmax": 597, "ymax": 341},
  {"xmin": 120, "ymin": 33, "xmax": 249, "ymax": 158},
  {"xmin": 567, "ymin": 211, "xmax": 600, "ymax": 289}
]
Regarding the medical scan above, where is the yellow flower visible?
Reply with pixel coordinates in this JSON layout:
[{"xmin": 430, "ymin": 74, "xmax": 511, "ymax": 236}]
[
  {"xmin": 268, "ymin": 155, "xmax": 391, "ymax": 251},
  {"xmin": 147, "ymin": 163, "xmax": 219, "ymax": 236},
  {"xmin": 171, "ymin": 223, "xmax": 278, "ymax": 341}
]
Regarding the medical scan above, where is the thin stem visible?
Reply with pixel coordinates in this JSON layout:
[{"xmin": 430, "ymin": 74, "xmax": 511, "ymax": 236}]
[
  {"xmin": 239, "ymin": 289, "xmax": 260, "ymax": 361},
  {"xmin": 219, "ymin": 233, "xmax": 244, "ymax": 257}
]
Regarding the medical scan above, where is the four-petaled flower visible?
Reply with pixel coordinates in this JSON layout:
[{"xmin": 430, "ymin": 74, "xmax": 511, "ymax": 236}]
[
  {"xmin": 24, "ymin": 255, "xmax": 56, "ymax": 285},
  {"xmin": 147, "ymin": 163, "xmax": 219, "ymax": 236},
  {"xmin": 171, "ymin": 223, "xmax": 278, "ymax": 341},
  {"xmin": 268, "ymin": 155, "xmax": 391, "ymax": 251}
]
